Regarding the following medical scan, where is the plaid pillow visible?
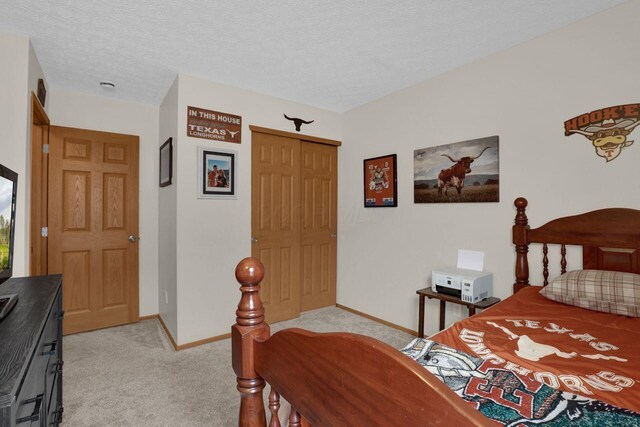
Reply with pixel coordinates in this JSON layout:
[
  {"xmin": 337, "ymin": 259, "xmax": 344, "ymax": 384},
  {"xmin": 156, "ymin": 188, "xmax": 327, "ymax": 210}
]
[{"xmin": 540, "ymin": 269, "xmax": 640, "ymax": 317}]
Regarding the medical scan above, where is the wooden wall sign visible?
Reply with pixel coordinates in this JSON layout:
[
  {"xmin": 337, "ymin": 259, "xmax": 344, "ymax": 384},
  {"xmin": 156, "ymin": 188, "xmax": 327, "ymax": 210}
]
[
  {"xmin": 187, "ymin": 106, "xmax": 242, "ymax": 143},
  {"xmin": 565, "ymin": 103, "xmax": 640, "ymax": 162}
]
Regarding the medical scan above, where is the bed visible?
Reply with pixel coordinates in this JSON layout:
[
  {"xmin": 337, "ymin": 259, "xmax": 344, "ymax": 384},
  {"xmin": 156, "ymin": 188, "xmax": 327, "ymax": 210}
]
[{"xmin": 231, "ymin": 197, "xmax": 640, "ymax": 426}]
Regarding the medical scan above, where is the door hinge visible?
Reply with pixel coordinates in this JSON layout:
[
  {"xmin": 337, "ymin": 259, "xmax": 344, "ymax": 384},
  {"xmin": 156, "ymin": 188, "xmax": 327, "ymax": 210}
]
[
  {"xmin": 42, "ymin": 144, "xmax": 49, "ymax": 154},
  {"xmin": 41, "ymin": 227, "xmax": 48, "ymax": 237}
]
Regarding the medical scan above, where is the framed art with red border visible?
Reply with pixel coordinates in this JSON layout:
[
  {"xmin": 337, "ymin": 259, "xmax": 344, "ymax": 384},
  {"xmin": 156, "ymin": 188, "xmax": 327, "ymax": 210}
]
[{"xmin": 364, "ymin": 154, "xmax": 397, "ymax": 207}]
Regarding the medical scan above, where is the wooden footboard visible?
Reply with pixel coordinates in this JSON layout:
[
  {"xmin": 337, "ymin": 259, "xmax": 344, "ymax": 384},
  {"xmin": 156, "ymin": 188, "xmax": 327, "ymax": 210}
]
[{"xmin": 232, "ymin": 258, "xmax": 490, "ymax": 426}]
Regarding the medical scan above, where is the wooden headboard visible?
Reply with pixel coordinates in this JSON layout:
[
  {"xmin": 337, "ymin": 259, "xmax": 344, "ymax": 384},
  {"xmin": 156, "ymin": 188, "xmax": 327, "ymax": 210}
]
[{"xmin": 512, "ymin": 197, "xmax": 640, "ymax": 292}]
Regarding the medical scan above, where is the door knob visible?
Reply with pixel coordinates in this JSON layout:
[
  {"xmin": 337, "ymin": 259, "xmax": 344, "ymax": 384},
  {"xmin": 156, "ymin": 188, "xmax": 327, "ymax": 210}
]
[
  {"xmin": 129, "ymin": 235, "xmax": 138, "ymax": 243},
  {"xmin": 251, "ymin": 237, "xmax": 258, "ymax": 243},
  {"xmin": 330, "ymin": 233, "xmax": 337, "ymax": 238}
]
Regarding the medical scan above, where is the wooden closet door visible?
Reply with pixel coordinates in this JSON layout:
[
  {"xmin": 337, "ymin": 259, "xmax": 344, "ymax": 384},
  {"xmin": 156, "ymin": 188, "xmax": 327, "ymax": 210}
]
[
  {"xmin": 48, "ymin": 126, "xmax": 139, "ymax": 334},
  {"xmin": 251, "ymin": 132, "xmax": 301, "ymax": 323},
  {"xmin": 300, "ymin": 142, "xmax": 337, "ymax": 311}
]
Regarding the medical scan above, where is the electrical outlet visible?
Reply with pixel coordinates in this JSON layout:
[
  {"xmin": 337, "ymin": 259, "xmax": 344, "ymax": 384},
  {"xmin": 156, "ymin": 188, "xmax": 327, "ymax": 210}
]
[{"xmin": 165, "ymin": 289, "xmax": 169, "ymax": 305}]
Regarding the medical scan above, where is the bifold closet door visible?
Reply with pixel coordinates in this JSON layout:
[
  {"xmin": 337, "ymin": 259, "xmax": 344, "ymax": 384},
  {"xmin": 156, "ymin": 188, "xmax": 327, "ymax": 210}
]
[
  {"xmin": 300, "ymin": 142, "xmax": 337, "ymax": 311},
  {"xmin": 251, "ymin": 132, "xmax": 301, "ymax": 323},
  {"xmin": 48, "ymin": 126, "xmax": 140, "ymax": 335}
]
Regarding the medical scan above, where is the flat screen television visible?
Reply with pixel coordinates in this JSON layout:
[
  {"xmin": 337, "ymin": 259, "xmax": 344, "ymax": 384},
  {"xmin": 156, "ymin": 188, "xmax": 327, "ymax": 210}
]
[{"xmin": 0, "ymin": 164, "xmax": 17, "ymax": 285}]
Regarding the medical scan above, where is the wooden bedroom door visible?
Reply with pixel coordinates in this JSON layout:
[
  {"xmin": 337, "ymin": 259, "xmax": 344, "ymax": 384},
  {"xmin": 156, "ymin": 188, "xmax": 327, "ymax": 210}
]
[
  {"xmin": 48, "ymin": 126, "xmax": 140, "ymax": 335},
  {"xmin": 251, "ymin": 131, "xmax": 302, "ymax": 323},
  {"xmin": 300, "ymin": 142, "xmax": 337, "ymax": 311}
]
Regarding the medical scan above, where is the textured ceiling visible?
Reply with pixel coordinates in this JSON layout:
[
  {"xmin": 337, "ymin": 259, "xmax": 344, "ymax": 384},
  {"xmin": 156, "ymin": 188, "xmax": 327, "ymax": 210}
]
[{"xmin": 0, "ymin": 0, "xmax": 627, "ymax": 112}]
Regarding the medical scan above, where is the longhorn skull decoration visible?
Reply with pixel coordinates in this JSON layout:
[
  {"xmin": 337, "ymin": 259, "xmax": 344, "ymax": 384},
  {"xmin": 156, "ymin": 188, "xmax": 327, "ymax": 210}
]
[{"xmin": 284, "ymin": 114, "xmax": 314, "ymax": 132}]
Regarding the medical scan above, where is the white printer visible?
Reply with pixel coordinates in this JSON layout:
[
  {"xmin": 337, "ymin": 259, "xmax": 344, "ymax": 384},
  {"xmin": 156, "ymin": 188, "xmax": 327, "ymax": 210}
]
[{"xmin": 432, "ymin": 267, "xmax": 493, "ymax": 303}]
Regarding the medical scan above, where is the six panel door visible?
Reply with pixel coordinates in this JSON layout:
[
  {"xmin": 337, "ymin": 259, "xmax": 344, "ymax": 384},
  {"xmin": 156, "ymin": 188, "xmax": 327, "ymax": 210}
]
[
  {"xmin": 300, "ymin": 142, "xmax": 337, "ymax": 311},
  {"xmin": 251, "ymin": 132, "xmax": 302, "ymax": 323},
  {"xmin": 48, "ymin": 126, "xmax": 139, "ymax": 334}
]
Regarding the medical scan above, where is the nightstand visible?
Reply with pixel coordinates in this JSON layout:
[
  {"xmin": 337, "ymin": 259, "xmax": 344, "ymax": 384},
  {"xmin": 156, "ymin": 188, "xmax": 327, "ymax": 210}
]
[{"xmin": 416, "ymin": 287, "xmax": 500, "ymax": 338}]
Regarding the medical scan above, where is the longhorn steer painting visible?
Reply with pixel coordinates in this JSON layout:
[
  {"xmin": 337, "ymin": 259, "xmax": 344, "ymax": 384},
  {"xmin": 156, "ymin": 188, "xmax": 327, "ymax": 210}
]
[{"xmin": 414, "ymin": 136, "xmax": 499, "ymax": 203}]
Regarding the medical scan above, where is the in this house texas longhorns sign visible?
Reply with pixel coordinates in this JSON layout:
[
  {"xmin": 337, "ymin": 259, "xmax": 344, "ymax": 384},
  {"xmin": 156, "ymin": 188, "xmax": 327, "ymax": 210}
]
[
  {"xmin": 187, "ymin": 106, "xmax": 242, "ymax": 143},
  {"xmin": 564, "ymin": 103, "xmax": 640, "ymax": 162}
]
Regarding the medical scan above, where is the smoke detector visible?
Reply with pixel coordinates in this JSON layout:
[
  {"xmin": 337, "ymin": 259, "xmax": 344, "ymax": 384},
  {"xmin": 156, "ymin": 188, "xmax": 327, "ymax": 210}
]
[{"xmin": 99, "ymin": 81, "xmax": 116, "ymax": 89}]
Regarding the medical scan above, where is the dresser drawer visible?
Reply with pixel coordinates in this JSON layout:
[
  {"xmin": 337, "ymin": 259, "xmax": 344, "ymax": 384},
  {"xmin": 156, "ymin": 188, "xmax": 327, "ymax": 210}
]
[
  {"xmin": 15, "ymin": 295, "xmax": 61, "ymax": 426},
  {"xmin": 46, "ymin": 359, "xmax": 62, "ymax": 411},
  {"xmin": 14, "ymin": 355, "xmax": 45, "ymax": 426},
  {"xmin": 41, "ymin": 298, "xmax": 61, "ymax": 362},
  {"xmin": 0, "ymin": 276, "xmax": 63, "ymax": 427},
  {"xmin": 47, "ymin": 370, "xmax": 62, "ymax": 426},
  {"xmin": 44, "ymin": 291, "xmax": 63, "ymax": 426}
]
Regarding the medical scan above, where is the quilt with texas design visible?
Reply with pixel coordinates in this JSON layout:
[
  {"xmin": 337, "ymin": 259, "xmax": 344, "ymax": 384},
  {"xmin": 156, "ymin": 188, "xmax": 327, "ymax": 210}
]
[
  {"xmin": 401, "ymin": 339, "xmax": 640, "ymax": 426},
  {"xmin": 432, "ymin": 286, "xmax": 640, "ymax": 413}
]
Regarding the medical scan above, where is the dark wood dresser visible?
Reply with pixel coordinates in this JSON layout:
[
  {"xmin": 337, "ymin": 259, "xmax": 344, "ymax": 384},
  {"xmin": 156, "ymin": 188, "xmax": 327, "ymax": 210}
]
[{"xmin": 0, "ymin": 275, "xmax": 63, "ymax": 427}]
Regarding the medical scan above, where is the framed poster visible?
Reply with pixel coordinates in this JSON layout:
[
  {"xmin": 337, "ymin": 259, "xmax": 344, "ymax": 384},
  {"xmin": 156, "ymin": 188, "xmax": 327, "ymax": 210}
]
[
  {"xmin": 414, "ymin": 136, "xmax": 499, "ymax": 203},
  {"xmin": 363, "ymin": 154, "xmax": 397, "ymax": 207},
  {"xmin": 197, "ymin": 147, "xmax": 237, "ymax": 199},
  {"xmin": 159, "ymin": 137, "xmax": 173, "ymax": 187}
]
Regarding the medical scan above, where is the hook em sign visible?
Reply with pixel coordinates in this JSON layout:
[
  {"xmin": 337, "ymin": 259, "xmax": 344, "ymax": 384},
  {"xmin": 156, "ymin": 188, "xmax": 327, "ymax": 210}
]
[{"xmin": 565, "ymin": 103, "xmax": 640, "ymax": 162}]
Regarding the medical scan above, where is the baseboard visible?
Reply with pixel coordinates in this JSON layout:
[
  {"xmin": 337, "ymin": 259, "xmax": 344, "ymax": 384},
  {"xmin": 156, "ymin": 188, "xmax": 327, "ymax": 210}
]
[
  {"xmin": 156, "ymin": 314, "xmax": 231, "ymax": 351},
  {"xmin": 157, "ymin": 315, "xmax": 179, "ymax": 350},
  {"xmin": 139, "ymin": 313, "xmax": 159, "ymax": 321},
  {"xmin": 335, "ymin": 304, "xmax": 417, "ymax": 337},
  {"xmin": 154, "ymin": 305, "xmax": 412, "ymax": 350},
  {"xmin": 175, "ymin": 333, "xmax": 231, "ymax": 350}
]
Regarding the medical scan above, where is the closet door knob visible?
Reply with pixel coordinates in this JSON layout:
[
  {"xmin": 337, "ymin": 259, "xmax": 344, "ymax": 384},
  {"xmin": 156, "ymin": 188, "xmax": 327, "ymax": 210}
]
[{"xmin": 251, "ymin": 237, "xmax": 258, "ymax": 243}]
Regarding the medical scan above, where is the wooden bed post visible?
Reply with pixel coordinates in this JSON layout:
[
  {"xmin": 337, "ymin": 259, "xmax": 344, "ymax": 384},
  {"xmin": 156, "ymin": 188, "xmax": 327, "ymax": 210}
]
[
  {"xmin": 232, "ymin": 257, "xmax": 270, "ymax": 427},
  {"xmin": 513, "ymin": 197, "xmax": 530, "ymax": 293}
]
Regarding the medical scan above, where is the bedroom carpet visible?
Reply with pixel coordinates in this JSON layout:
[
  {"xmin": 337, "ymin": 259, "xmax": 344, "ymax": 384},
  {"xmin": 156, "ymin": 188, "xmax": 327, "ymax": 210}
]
[{"xmin": 62, "ymin": 306, "xmax": 413, "ymax": 426}]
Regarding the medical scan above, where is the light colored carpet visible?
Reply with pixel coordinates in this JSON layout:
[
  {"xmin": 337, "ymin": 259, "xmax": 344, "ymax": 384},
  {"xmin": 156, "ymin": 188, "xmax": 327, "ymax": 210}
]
[{"xmin": 62, "ymin": 307, "xmax": 413, "ymax": 426}]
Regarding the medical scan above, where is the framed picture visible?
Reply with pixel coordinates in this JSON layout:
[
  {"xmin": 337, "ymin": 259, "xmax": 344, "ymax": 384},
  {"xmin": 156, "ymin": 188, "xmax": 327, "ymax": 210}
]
[
  {"xmin": 414, "ymin": 136, "xmax": 499, "ymax": 203},
  {"xmin": 159, "ymin": 137, "xmax": 173, "ymax": 187},
  {"xmin": 37, "ymin": 79, "xmax": 46, "ymax": 108},
  {"xmin": 363, "ymin": 154, "xmax": 397, "ymax": 207},
  {"xmin": 197, "ymin": 147, "xmax": 237, "ymax": 199}
]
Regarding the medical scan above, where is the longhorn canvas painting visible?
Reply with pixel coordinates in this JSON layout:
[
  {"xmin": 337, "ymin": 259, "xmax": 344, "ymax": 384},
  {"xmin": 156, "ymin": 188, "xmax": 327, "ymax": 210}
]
[{"xmin": 414, "ymin": 136, "xmax": 499, "ymax": 203}]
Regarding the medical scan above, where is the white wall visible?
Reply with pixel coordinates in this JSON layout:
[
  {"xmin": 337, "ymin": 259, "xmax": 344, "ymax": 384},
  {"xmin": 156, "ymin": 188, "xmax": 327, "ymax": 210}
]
[
  {"xmin": 27, "ymin": 43, "xmax": 46, "ymax": 104},
  {"xmin": 0, "ymin": 33, "xmax": 46, "ymax": 277},
  {"xmin": 173, "ymin": 74, "xmax": 342, "ymax": 344},
  {"xmin": 339, "ymin": 1, "xmax": 640, "ymax": 337},
  {"xmin": 158, "ymin": 78, "xmax": 179, "ymax": 338},
  {"xmin": 48, "ymin": 89, "xmax": 160, "ymax": 316}
]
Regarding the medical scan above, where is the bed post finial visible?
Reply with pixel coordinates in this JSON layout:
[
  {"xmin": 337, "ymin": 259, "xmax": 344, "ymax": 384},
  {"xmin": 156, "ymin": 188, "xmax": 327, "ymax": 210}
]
[
  {"xmin": 514, "ymin": 197, "xmax": 528, "ymax": 224},
  {"xmin": 233, "ymin": 257, "xmax": 269, "ymax": 427},
  {"xmin": 235, "ymin": 257, "xmax": 266, "ymax": 326},
  {"xmin": 513, "ymin": 198, "xmax": 530, "ymax": 293}
]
